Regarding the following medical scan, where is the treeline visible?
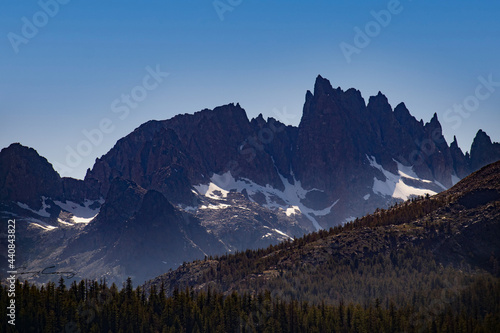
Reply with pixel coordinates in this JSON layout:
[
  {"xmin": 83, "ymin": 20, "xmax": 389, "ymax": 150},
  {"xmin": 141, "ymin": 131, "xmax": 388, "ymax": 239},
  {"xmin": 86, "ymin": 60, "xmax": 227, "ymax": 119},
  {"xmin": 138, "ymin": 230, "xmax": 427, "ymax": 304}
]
[
  {"xmin": 184, "ymin": 242, "xmax": 491, "ymax": 308},
  {"xmin": 1, "ymin": 275, "xmax": 499, "ymax": 333},
  {"xmin": 157, "ymin": 195, "xmax": 464, "ymax": 304},
  {"xmin": 203, "ymin": 194, "xmax": 448, "ymax": 267}
]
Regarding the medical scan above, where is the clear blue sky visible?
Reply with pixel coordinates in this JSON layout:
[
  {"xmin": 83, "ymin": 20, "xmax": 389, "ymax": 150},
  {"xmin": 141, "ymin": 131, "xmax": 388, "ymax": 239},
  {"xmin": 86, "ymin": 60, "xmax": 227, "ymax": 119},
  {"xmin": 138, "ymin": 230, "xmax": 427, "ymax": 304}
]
[{"xmin": 1, "ymin": 0, "xmax": 499, "ymax": 179}]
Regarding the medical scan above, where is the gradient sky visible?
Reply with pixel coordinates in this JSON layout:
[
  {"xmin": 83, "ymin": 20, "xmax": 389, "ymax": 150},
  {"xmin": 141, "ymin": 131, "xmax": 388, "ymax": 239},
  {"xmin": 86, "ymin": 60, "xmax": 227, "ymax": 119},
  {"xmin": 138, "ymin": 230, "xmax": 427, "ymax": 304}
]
[{"xmin": 1, "ymin": 0, "xmax": 499, "ymax": 179}]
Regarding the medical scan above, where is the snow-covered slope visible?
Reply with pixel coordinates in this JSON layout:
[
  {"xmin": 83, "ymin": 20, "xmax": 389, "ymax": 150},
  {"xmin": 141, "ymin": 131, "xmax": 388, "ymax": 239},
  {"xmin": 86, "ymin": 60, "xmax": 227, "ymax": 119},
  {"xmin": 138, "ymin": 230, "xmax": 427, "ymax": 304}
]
[
  {"xmin": 193, "ymin": 172, "xmax": 338, "ymax": 231},
  {"xmin": 367, "ymin": 155, "xmax": 444, "ymax": 200}
]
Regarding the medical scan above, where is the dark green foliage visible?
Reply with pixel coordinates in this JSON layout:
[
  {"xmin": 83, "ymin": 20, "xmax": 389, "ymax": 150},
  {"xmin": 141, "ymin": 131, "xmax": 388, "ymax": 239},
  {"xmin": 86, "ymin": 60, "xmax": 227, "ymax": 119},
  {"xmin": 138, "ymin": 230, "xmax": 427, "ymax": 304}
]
[
  {"xmin": 1, "ymin": 275, "xmax": 499, "ymax": 332},
  {"xmin": 149, "ymin": 193, "xmax": 499, "ymax": 307}
]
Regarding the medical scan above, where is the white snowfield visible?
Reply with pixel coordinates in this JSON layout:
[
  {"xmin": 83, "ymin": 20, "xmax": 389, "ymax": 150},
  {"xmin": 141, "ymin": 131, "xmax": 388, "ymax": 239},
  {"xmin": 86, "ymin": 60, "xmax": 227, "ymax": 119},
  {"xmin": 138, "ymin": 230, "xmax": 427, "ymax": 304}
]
[
  {"xmin": 261, "ymin": 226, "xmax": 293, "ymax": 240},
  {"xmin": 367, "ymin": 155, "xmax": 442, "ymax": 200},
  {"xmin": 193, "ymin": 171, "xmax": 338, "ymax": 231},
  {"xmin": 16, "ymin": 197, "xmax": 51, "ymax": 217},
  {"xmin": 14, "ymin": 197, "xmax": 102, "ymax": 230},
  {"xmin": 199, "ymin": 203, "xmax": 231, "ymax": 210},
  {"xmin": 193, "ymin": 182, "xmax": 229, "ymax": 199},
  {"xmin": 16, "ymin": 157, "xmax": 456, "ymax": 233},
  {"xmin": 23, "ymin": 217, "xmax": 57, "ymax": 231},
  {"xmin": 54, "ymin": 199, "xmax": 101, "ymax": 224},
  {"xmin": 193, "ymin": 156, "xmax": 459, "ymax": 232},
  {"xmin": 285, "ymin": 206, "xmax": 301, "ymax": 217}
]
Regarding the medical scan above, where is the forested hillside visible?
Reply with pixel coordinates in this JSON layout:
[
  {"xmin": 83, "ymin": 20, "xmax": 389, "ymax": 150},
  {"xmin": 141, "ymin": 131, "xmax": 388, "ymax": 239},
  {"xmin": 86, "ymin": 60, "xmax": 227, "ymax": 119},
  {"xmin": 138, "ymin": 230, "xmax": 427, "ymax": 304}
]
[
  {"xmin": 146, "ymin": 162, "xmax": 500, "ymax": 306},
  {"xmin": 1, "ymin": 276, "xmax": 499, "ymax": 332},
  {"xmin": 2, "ymin": 161, "xmax": 499, "ymax": 332}
]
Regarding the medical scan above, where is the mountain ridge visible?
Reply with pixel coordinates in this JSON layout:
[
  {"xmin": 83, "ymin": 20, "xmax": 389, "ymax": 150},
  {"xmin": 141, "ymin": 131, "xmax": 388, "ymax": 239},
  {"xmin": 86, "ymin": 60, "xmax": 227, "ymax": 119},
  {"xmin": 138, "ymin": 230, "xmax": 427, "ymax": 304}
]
[
  {"xmin": 2, "ymin": 75, "xmax": 500, "ymax": 285},
  {"xmin": 144, "ymin": 160, "xmax": 500, "ymax": 303}
]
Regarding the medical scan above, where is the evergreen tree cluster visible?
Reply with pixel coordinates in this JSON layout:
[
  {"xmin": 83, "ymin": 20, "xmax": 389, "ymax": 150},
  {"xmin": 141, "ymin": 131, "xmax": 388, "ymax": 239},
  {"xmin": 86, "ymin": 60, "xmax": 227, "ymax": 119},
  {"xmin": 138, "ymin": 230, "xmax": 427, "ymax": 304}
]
[
  {"xmin": 1, "ymin": 275, "xmax": 499, "ymax": 333},
  {"xmin": 153, "ymin": 193, "xmax": 499, "ymax": 307}
]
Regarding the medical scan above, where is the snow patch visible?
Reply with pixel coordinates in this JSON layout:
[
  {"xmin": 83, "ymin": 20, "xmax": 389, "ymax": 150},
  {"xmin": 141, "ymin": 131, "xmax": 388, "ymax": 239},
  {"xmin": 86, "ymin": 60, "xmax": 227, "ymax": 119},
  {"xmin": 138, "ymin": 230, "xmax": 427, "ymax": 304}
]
[
  {"xmin": 181, "ymin": 206, "xmax": 198, "ymax": 212},
  {"xmin": 194, "ymin": 172, "xmax": 338, "ymax": 231},
  {"xmin": 394, "ymin": 160, "xmax": 433, "ymax": 184},
  {"xmin": 368, "ymin": 156, "xmax": 438, "ymax": 200},
  {"xmin": 262, "ymin": 226, "xmax": 293, "ymax": 240},
  {"xmin": 54, "ymin": 199, "xmax": 101, "ymax": 224},
  {"xmin": 16, "ymin": 197, "xmax": 51, "ymax": 217},
  {"xmin": 57, "ymin": 218, "xmax": 74, "ymax": 226},
  {"xmin": 23, "ymin": 217, "xmax": 57, "ymax": 231},
  {"xmin": 272, "ymin": 228, "xmax": 293, "ymax": 239},
  {"xmin": 71, "ymin": 216, "xmax": 96, "ymax": 224},
  {"xmin": 199, "ymin": 203, "xmax": 231, "ymax": 210},
  {"xmin": 193, "ymin": 181, "xmax": 229, "ymax": 199},
  {"xmin": 285, "ymin": 206, "xmax": 301, "ymax": 217},
  {"xmin": 343, "ymin": 216, "xmax": 356, "ymax": 224},
  {"xmin": 363, "ymin": 194, "xmax": 370, "ymax": 200}
]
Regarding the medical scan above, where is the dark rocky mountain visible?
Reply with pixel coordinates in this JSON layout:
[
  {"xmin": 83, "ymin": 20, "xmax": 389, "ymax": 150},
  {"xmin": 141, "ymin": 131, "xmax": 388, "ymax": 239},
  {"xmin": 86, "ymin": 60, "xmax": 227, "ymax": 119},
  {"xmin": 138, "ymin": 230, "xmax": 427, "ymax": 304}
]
[
  {"xmin": 1, "ymin": 75, "xmax": 499, "ymax": 285},
  {"xmin": 468, "ymin": 129, "xmax": 500, "ymax": 172},
  {"xmin": 82, "ymin": 75, "xmax": 500, "ymax": 228},
  {"xmin": 30, "ymin": 178, "xmax": 229, "ymax": 284},
  {"xmin": 0, "ymin": 143, "xmax": 63, "ymax": 208},
  {"xmin": 145, "ymin": 160, "xmax": 500, "ymax": 304},
  {"xmin": 0, "ymin": 145, "xmax": 307, "ymax": 285}
]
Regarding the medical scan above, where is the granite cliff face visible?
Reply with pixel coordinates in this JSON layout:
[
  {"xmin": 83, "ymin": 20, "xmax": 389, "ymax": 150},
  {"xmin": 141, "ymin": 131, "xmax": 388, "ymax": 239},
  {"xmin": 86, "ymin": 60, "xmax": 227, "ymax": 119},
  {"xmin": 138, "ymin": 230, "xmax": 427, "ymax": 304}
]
[
  {"xmin": 84, "ymin": 104, "xmax": 291, "ymax": 204},
  {"xmin": 83, "ymin": 75, "xmax": 498, "ymax": 227},
  {"xmin": 1, "ymin": 75, "xmax": 499, "ymax": 284},
  {"xmin": 0, "ymin": 143, "xmax": 63, "ymax": 208},
  {"xmin": 469, "ymin": 129, "xmax": 500, "ymax": 172},
  {"xmin": 47, "ymin": 178, "xmax": 228, "ymax": 284}
]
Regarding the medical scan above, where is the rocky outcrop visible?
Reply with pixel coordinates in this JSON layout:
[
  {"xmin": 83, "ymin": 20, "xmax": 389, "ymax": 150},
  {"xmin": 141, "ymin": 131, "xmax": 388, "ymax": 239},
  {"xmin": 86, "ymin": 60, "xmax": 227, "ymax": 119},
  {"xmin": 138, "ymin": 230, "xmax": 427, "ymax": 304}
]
[
  {"xmin": 468, "ymin": 130, "xmax": 500, "ymax": 172},
  {"xmin": 58, "ymin": 177, "xmax": 227, "ymax": 284},
  {"xmin": 0, "ymin": 143, "xmax": 63, "ymax": 209},
  {"xmin": 9, "ymin": 75, "xmax": 495, "ymax": 228},
  {"xmin": 84, "ymin": 104, "xmax": 292, "ymax": 204},
  {"xmin": 3, "ymin": 75, "xmax": 500, "ymax": 285},
  {"xmin": 449, "ymin": 136, "xmax": 469, "ymax": 179},
  {"xmin": 4, "ymin": 76, "xmax": 500, "ymax": 228}
]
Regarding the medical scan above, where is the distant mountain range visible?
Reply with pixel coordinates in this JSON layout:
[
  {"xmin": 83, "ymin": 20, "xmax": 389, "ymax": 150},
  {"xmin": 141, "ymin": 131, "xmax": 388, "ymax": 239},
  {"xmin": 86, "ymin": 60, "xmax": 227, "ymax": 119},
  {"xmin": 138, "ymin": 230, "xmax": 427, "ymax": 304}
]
[
  {"xmin": 145, "ymin": 160, "xmax": 500, "ymax": 305},
  {"xmin": 1, "ymin": 75, "xmax": 499, "ymax": 285}
]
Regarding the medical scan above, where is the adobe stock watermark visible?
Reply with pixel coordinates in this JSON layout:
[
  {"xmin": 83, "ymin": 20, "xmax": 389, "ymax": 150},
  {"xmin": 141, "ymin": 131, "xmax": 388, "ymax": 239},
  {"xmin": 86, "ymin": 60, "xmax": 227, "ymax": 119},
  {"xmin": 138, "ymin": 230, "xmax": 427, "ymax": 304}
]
[
  {"xmin": 339, "ymin": 0, "xmax": 404, "ymax": 64},
  {"xmin": 399, "ymin": 128, "xmax": 445, "ymax": 168},
  {"xmin": 213, "ymin": 0, "xmax": 243, "ymax": 21},
  {"xmin": 6, "ymin": 219, "xmax": 17, "ymax": 326},
  {"xmin": 53, "ymin": 65, "xmax": 169, "ymax": 176},
  {"xmin": 272, "ymin": 106, "xmax": 296, "ymax": 125},
  {"xmin": 7, "ymin": 0, "xmax": 71, "ymax": 54},
  {"xmin": 443, "ymin": 74, "xmax": 499, "ymax": 130}
]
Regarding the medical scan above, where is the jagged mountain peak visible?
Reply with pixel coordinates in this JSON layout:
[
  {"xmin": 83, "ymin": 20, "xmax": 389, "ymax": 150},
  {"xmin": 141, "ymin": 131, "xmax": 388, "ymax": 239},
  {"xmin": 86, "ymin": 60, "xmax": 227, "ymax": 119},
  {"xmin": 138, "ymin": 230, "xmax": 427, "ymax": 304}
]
[
  {"xmin": 367, "ymin": 91, "xmax": 391, "ymax": 114},
  {"xmin": 251, "ymin": 113, "xmax": 267, "ymax": 127},
  {"xmin": 3, "ymin": 75, "xmax": 500, "ymax": 286},
  {"xmin": 469, "ymin": 129, "xmax": 500, "ymax": 172},
  {"xmin": 0, "ymin": 142, "xmax": 62, "ymax": 208},
  {"xmin": 1, "ymin": 143, "xmax": 58, "ymax": 173},
  {"xmin": 393, "ymin": 102, "xmax": 415, "ymax": 124},
  {"xmin": 313, "ymin": 74, "xmax": 343, "ymax": 97},
  {"xmin": 473, "ymin": 129, "xmax": 492, "ymax": 145},
  {"xmin": 305, "ymin": 89, "xmax": 313, "ymax": 102},
  {"xmin": 5, "ymin": 76, "xmax": 499, "ymax": 228},
  {"xmin": 424, "ymin": 112, "xmax": 441, "ymax": 132}
]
